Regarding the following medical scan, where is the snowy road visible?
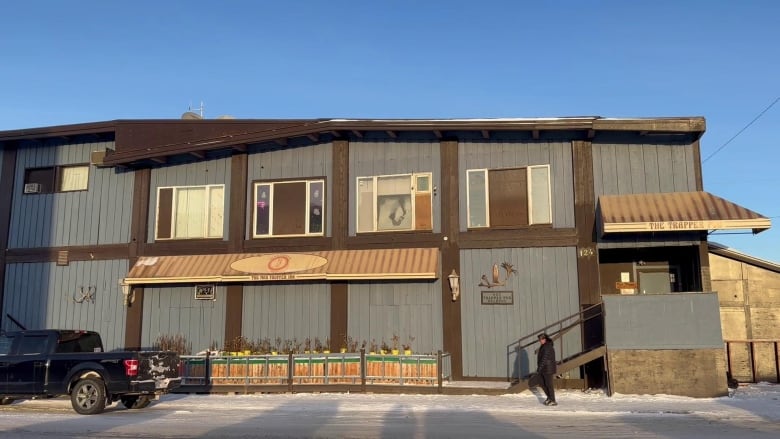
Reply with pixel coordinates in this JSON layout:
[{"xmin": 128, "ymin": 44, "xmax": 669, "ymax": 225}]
[{"xmin": 1, "ymin": 384, "xmax": 779, "ymax": 438}]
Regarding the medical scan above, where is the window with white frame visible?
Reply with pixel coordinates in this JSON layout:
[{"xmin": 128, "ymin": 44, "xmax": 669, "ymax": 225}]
[
  {"xmin": 357, "ymin": 173, "xmax": 432, "ymax": 233},
  {"xmin": 155, "ymin": 185, "xmax": 224, "ymax": 240},
  {"xmin": 253, "ymin": 179, "xmax": 324, "ymax": 238},
  {"xmin": 467, "ymin": 165, "xmax": 551, "ymax": 228}
]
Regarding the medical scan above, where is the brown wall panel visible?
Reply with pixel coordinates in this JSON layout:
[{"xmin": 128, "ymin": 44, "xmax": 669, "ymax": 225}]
[
  {"xmin": 332, "ymin": 140, "xmax": 349, "ymax": 249},
  {"xmin": 130, "ymin": 168, "xmax": 150, "ymax": 258},
  {"xmin": 572, "ymin": 140, "xmax": 600, "ymax": 305},
  {"xmin": 440, "ymin": 140, "xmax": 463, "ymax": 379},
  {"xmin": 124, "ymin": 287, "xmax": 144, "ymax": 349},
  {"xmin": 330, "ymin": 282, "xmax": 348, "ymax": 353},
  {"xmin": 608, "ymin": 349, "xmax": 728, "ymax": 397},
  {"xmin": 224, "ymin": 284, "xmax": 243, "ymax": 345},
  {"xmin": 229, "ymin": 152, "xmax": 248, "ymax": 252}
]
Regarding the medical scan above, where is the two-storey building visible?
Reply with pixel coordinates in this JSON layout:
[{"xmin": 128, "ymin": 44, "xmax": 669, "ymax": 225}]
[{"xmin": 0, "ymin": 116, "xmax": 770, "ymax": 395}]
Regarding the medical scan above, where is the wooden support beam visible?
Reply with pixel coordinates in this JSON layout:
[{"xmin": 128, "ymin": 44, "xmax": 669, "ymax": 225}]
[
  {"xmin": 433, "ymin": 130, "xmax": 443, "ymax": 139},
  {"xmin": 307, "ymin": 133, "xmax": 319, "ymax": 142},
  {"xmin": 150, "ymin": 156, "xmax": 166, "ymax": 164},
  {"xmin": 190, "ymin": 151, "xmax": 205, "ymax": 159},
  {"xmin": 587, "ymin": 129, "xmax": 596, "ymax": 139},
  {"xmin": 481, "ymin": 130, "xmax": 490, "ymax": 139},
  {"xmin": 351, "ymin": 130, "xmax": 363, "ymax": 138},
  {"xmin": 232, "ymin": 143, "xmax": 247, "ymax": 152},
  {"xmin": 275, "ymin": 138, "xmax": 288, "ymax": 146},
  {"xmin": 532, "ymin": 130, "xmax": 540, "ymax": 140},
  {"xmin": 386, "ymin": 130, "xmax": 397, "ymax": 138}
]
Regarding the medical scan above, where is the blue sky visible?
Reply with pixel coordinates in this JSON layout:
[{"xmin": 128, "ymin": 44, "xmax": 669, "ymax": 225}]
[{"xmin": 1, "ymin": 1, "xmax": 778, "ymax": 262}]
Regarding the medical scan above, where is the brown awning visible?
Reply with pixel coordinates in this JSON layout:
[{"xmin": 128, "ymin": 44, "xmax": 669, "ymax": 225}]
[
  {"xmin": 599, "ymin": 191, "xmax": 771, "ymax": 234},
  {"xmin": 123, "ymin": 248, "xmax": 439, "ymax": 285}
]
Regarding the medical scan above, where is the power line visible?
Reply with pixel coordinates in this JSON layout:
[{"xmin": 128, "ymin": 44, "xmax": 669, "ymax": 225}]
[{"xmin": 703, "ymin": 96, "xmax": 780, "ymax": 163}]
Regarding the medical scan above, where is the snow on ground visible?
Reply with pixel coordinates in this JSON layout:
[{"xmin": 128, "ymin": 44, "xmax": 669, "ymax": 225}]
[{"xmin": 1, "ymin": 383, "xmax": 778, "ymax": 438}]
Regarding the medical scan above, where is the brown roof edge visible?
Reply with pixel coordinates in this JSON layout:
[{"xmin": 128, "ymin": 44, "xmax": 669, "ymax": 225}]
[
  {"xmin": 101, "ymin": 116, "xmax": 706, "ymax": 166},
  {"xmin": 0, "ymin": 121, "xmax": 118, "ymax": 141}
]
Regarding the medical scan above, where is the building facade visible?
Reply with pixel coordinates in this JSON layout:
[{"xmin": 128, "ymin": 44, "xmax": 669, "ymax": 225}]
[{"xmin": 0, "ymin": 117, "xmax": 771, "ymax": 390}]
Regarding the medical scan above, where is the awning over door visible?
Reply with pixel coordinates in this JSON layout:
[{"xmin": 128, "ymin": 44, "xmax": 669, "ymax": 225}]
[
  {"xmin": 123, "ymin": 248, "xmax": 439, "ymax": 285},
  {"xmin": 599, "ymin": 191, "xmax": 771, "ymax": 234}
]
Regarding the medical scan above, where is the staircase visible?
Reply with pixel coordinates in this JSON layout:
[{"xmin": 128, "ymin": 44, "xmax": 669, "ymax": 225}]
[{"xmin": 506, "ymin": 303, "xmax": 606, "ymax": 393}]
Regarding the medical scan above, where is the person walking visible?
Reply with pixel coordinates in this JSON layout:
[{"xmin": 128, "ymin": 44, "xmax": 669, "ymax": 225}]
[{"xmin": 536, "ymin": 333, "xmax": 557, "ymax": 406}]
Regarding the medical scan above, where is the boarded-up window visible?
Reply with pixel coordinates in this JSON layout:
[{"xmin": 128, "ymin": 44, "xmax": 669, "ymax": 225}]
[
  {"xmin": 467, "ymin": 165, "xmax": 552, "ymax": 228},
  {"xmin": 253, "ymin": 179, "xmax": 325, "ymax": 238}
]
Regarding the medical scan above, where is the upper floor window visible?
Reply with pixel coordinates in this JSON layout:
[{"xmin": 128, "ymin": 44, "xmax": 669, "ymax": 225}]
[
  {"xmin": 357, "ymin": 173, "xmax": 433, "ymax": 233},
  {"xmin": 467, "ymin": 165, "xmax": 551, "ymax": 228},
  {"xmin": 23, "ymin": 164, "xmax": 89, "ymax": 194},
  {"xmin": 253, "ymin": 179, "xmax": 324, "ymax": 238},
  {"xmin": 155, "ymin": 185, "xmax": 224, "ymax": 240}
]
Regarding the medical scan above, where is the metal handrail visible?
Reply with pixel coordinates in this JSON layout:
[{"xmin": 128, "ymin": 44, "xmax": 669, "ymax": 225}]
[{"xmin": 516, "ymin": 302, "xmax": 603, "ymax": 351}]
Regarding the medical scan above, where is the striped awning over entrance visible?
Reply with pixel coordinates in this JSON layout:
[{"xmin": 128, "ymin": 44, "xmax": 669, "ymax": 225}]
[
  {"xmin": 123, "ymin": 248, "xmax": 439, "ymax": 285},
  {"xmin": 599, "ymin": 191, "xmax": 771, "ymax": 234}
]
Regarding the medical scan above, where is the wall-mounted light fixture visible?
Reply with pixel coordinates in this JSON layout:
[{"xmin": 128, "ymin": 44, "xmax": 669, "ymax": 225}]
[{"xmin": 448, "ymin": 269, "xmax": 460, "ymax": 301}]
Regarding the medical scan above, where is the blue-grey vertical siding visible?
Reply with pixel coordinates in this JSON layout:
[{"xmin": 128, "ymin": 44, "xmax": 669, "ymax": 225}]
[
  {"xmin": 147, "ymin": 156, "xmax": 232, "ymax": 243},
  {"xmin": 241, "ymin": 282, "xmax": 330, "ymax": 346},
  {"xmin": 10, "ymin": 140, "xmax": 133, "ymax": 247},
  {"xmin": 141, "ymin": 285, "xmax": 227, "ymax": 354},
  {"xmin": 349, "ymin": 141, "xmax": 441, "ymax": 235},
  {"xmin": 348, "ymin": 280, "xmax": 442, "ymax": 355},
  {"xmin": 603, "ymin": 293, "xmax": 723, "ymax": 349},
  {"xmin": 458, "ymin": 141, "xmax": 575, "ymax": 231},
  {"xmin": 2, "ymin": 260, "xmax": 128, "ymax": 350},
  {"xmin": 460, "ymin": 247, "xmax": 581, "ymax": 378},
  {"xmin": 593, "ymin": 142, "xmax": 700, "ymax": 248},
  {"xmin": 246, "ymin": 143, "xmax": 333, "ymax": 238}
]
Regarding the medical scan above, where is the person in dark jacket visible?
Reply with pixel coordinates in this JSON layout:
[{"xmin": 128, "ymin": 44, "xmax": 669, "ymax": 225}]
[{"xmin": 536, "ymin": 333, "xmax": 557, "ymax": 406}]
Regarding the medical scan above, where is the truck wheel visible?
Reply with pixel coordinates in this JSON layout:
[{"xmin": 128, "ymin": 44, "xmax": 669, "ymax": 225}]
[
  {"xmin": 121, "ymin": 395, "xmax": 151, "ymax": 409},
  {"xmin": 70, "ymin": 378, "xmax": 107, "ymax": 415}
]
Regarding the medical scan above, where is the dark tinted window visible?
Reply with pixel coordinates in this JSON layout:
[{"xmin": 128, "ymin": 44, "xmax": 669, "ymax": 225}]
[
  {"xmin": 0, "ymin": 335, "xmax": 14, "ymax": 355},
  {"xmin": 56, "ymin": 332, "xmax": 103, "ymax": 353},
  {"xmin": 18, "ymin": 335, "xmax": 48, "ymax": 355}
]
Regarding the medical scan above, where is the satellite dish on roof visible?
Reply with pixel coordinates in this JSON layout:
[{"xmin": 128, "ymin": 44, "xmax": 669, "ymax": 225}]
[
  {"xmin": 216, "ymin": 115, "xmax": 235, "ymax": 119},
  {"xmin": 181, "ymin": 111, "xmax": 202, "ymax": 120}
]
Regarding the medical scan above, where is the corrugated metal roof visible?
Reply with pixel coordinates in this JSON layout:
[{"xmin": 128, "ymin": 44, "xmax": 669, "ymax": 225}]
[
  {"xmin": 124, "ymin": 248, "xmax": 439, "ymax": 285},
  {"xmin": 599, "ymin": 191, "xmax": 771, "ymax": 234}
]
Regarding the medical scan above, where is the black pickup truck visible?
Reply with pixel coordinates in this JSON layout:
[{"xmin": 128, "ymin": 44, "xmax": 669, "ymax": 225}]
[{"xmin": 0, "ymin": 329, "xmax": 181, "ymax": 414}]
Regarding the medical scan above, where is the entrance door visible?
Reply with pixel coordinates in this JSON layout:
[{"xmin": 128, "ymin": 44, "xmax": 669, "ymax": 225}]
[{"xmin": 638, "ymin": 267, "xmax": 678, "ymax": 294}]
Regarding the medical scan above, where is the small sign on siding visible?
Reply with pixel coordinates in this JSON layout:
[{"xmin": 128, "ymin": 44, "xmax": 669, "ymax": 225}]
[{"xmin": 481, "ymin": 291, "xmax": 513, "ymax": 305}]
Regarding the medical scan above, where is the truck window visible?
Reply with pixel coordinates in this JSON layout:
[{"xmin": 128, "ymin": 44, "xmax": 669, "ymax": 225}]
[
  {"xmin": 56, "ymin": 332, "xmax": 103, "ymax": 353},
  {"xmin": 0, "ymin": 335, "xmax": 14, "ymax": 355},
  {"xmin": 18, "ymin": 335, "xmax": 48, "ymax": 355}
]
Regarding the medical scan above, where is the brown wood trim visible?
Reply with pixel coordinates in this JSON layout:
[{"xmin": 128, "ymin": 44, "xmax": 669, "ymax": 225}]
[
  {"xmin": 229, "ymin": 152, "xmax": 248, "ymax": 252},
  {"xmin": 346, "ymin": 233, "xmax": 444, "ymax": 249},
  {"xmin": 242, "ymin": 237, "xmax": 333, "ymax": 253},
  {"xmin": 330, "ymin": 282, "xmax": 348, "ymax": 354},
  {"xmin": 692, "ymin": 139, "xmax": 703, "ymax": 191},
  {"xmin": 440, "ymin": 139, "xmax": 463, "ymax": 379},
  {"xmin": 572, "ymin": 140, "xmax": 600, "ymax": 305},
  {"xmin": 332, "ymin": 140, "xmax": 349, "ymax": 249},
  {"xmin": 6, "ymin": 244, "xmax": 129, "ymax": 263},
  {"xmin": 224, "ymin": 284, "xmax": 243, "ymax": 345},
  {"xmin": 141, "ymin": 240, "xmax": 231, "ymax": 256},
  {"xmin": 459, "ymin": 228, "xmax": 577, "ymax": 249},
  {"xmin": 124, "ymin": 286, "xmax": 144, "ymax": 349},
  {"xmin": 129, "ymin": 168, "xmax": 150, "ymax": 258},
  {"xmin": 0, "ymin": 143, "xmax": 18, "ymax": 323}
]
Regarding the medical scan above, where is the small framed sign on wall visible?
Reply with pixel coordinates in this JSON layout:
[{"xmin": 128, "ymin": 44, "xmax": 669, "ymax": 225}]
[
  {"xmin": 194, "ymin": 285, "xmax": 216, "ymax": 300},
  {"xmin": 481, "ymin": 290, "xmax": 513, "ymax": 305}
]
